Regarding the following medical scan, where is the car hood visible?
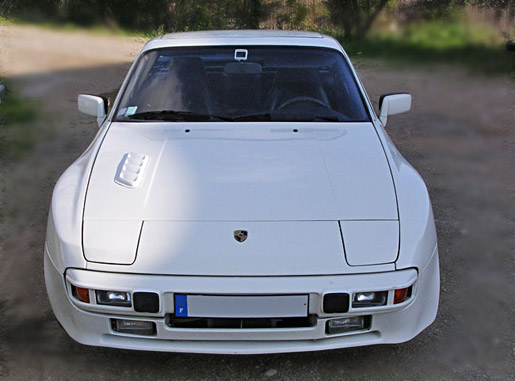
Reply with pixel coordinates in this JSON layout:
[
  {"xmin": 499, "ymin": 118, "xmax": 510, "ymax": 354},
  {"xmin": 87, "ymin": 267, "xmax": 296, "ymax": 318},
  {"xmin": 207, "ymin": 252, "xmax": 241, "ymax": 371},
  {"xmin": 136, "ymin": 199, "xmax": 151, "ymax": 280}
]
[
  {"xmin": 84, "ymin": 122, "xmax": 397, "ymax": 221},
  {"xmin": 82, "ymin": 122, "xmax": 399, "ymax": 272}
]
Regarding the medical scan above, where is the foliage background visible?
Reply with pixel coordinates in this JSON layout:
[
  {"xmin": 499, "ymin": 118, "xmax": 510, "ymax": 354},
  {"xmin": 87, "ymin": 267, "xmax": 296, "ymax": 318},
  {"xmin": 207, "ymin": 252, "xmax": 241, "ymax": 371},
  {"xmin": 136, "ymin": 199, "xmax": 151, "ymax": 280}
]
[
  {"xmin": 0, "ymin": 0, "xmax": 512, "ymax": 37},
  {"xmin": 0, "ymin": 0, "xmax": 512, "ymax": 74}
]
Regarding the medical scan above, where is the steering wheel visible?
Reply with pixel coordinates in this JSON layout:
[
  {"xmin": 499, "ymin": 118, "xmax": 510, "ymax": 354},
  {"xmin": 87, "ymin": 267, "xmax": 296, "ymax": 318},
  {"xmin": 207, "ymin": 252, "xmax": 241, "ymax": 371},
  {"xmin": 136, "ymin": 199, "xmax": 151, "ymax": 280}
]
[{"xmin": 277, "ymin": 96, "xmax": 328, "ymax": 110}]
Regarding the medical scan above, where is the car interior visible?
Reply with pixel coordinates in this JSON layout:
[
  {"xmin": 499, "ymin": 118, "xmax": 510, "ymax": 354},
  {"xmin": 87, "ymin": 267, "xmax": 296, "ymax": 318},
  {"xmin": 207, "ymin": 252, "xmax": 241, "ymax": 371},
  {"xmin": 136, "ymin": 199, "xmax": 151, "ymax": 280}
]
[{"xmin": 117, "ymin": 47, "xmax": 369, "ymax": 122}]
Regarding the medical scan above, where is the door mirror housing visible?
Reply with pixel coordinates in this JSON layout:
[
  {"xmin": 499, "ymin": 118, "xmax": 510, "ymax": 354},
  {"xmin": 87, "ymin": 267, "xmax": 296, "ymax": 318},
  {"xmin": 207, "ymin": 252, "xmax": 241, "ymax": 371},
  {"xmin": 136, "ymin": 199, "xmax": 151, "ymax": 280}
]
[
  {"xmin": 78, "ymin": 94, "xmax": 108, "ymax": 127},
  {"xmin": 379, "ymin": 93, "xmax": 411, "ymax": 126}
]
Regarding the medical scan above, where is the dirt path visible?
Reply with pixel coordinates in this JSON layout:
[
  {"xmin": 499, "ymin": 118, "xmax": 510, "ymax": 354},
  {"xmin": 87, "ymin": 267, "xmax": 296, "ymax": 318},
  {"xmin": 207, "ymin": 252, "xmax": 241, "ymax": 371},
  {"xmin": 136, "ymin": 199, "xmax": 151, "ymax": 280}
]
[{"xmin": 0, "ymin": 24, "xmax": 513, "ymax": 380}]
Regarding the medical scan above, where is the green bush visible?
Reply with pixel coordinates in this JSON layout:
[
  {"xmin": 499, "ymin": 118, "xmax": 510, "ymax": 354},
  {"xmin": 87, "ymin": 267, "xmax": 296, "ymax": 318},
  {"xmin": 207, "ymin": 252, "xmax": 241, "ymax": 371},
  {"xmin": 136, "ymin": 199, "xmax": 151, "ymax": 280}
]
[{"xmin": 338, "ymin": 20, "xmax": 512, "ymax": 74}]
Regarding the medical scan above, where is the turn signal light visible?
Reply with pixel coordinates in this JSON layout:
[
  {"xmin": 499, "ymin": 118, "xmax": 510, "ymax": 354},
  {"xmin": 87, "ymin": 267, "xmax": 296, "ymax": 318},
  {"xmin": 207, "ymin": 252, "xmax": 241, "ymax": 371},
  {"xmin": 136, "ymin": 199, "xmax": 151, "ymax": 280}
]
[
  {"xmin": 72, "ymin": 286, "xmax": 90, "ymax": 303},
  {"xmin": 394, "ymin": 286, "xmax": 412, "ymax": 304}
]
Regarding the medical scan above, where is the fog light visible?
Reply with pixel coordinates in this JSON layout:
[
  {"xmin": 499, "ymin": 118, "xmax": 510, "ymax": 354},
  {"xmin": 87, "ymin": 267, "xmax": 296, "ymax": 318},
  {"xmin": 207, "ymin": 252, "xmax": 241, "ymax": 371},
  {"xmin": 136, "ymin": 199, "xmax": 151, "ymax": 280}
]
[
  {"xmin": 352, "ymin": 291, "xmax": 387, "ymax": 308},
  {"xmin": 394, "ymin": 286, "xmax": 412, "ymax": 304},
  {"xmin": 111, "ymin": 319, "xmax": 156, "ymax": 336},
  {"xmin": 72, "ymin": 286, "xmax": 90, "ymax": 303},
  {"xmin": 326, "ymin": 316, "xmax": 370, "ymax": 334},
  {"xmin": 96, "ymin": 290, "xmax": 131, "ymax": 307}
]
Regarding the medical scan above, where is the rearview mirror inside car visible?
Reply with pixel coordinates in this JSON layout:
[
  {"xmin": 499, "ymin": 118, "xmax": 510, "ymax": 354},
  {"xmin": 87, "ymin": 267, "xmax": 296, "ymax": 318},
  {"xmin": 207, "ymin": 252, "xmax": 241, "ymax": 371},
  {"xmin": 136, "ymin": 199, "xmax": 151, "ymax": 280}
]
[
  {"xmin": 224, "ymin": 62, "xmax": 262, "ymax": 74},
  {"xmin": 78, "ymin": 94, "xmax": 108, "ymax": 128},
  {"xmin": 379, "ymin": 93, "xmax": 412, "ymax": 126}
]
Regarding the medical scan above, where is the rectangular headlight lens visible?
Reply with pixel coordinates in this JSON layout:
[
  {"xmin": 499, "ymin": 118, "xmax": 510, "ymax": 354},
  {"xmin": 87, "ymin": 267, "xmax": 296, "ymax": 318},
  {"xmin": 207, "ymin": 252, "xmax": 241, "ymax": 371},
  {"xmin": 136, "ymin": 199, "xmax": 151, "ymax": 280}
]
[
  {"xmin": 111, "ymin": 319, "xmax": 156, "ymax": 335},
  {"xmin": 96, "ymin": 290, "xmax": 131, "ymax": 307},
  {"xmin": 352, "ymin": 291, "xmax": 387, "ymax": 308},
  {"xmin": 326, "ymin": 316, "xmax": 370, "ymax": 334}
]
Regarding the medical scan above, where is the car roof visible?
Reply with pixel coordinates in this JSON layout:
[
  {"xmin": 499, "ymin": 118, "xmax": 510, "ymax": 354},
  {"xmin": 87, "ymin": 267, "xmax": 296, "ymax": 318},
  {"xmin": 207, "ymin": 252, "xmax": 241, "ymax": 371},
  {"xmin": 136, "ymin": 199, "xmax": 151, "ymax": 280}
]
[
  {"xmin": 162, "ymin": 30, "xmax": 323, "ymax": 39},
  {"xmin": 142, "ymin": 30, "xmax": 342, "ymax": 53}
]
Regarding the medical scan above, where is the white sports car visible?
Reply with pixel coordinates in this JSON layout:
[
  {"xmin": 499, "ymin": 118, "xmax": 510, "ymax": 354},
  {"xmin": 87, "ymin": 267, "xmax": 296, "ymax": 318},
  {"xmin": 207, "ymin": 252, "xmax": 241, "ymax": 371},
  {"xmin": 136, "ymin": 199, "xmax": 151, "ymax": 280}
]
[{"xmin": 45, "ymin": 30, "xmax": 439, "ymax": 354}]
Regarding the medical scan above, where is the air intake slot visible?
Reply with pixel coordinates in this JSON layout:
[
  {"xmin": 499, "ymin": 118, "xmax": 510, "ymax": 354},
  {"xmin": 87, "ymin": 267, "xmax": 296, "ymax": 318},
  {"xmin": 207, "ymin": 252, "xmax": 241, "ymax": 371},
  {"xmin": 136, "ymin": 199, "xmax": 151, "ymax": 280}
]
[
  {"xmin": 167, "ymin": 315, "xmax": 316, "ymax": 329},
  {"xmin": 115, "ymin": 152, "xmax": 149, "ymax": 188}
]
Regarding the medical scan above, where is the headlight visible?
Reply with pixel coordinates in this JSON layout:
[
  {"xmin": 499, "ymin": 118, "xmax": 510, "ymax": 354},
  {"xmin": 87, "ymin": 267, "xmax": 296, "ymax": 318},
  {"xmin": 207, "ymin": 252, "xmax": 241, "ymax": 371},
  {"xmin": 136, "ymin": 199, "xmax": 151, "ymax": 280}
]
[
  {"xmin": 96, "ymin": 290, "xmax": 131, "ymax": 307},
  {"xmin": 352, "ymin": 291, "xmax": 387, "ymax": 308}
]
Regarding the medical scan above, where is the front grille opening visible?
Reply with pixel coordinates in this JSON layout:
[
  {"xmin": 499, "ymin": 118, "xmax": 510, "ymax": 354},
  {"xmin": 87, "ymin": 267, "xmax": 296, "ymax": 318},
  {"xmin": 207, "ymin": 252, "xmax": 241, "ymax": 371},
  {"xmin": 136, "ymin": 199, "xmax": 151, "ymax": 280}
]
[{"xmin": 167, "ymin": 315, "xmax": 316, "ymax": 329}]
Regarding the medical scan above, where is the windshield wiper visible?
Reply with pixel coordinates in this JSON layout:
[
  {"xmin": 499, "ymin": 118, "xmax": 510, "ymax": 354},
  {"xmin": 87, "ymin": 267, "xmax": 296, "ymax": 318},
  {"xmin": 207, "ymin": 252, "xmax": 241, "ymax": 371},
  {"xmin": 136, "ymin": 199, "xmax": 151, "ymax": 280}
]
[
  {"xmin": 310, "ymin": 114, "xmax": 343, "ymax": 122},
  {"xmin": 125, "ymin": 110, "xmax": 232, "ymax": 122},
  {"xmin": 230, "ymin": 112, "xmax": 273, "ymax": 122},
  {"xmin": 230, "ymin": 112, "xmax": 343, "ymax": 122},
  {"xmin": 125, "ymin": 110, "xmax": 344, "ymax": 123}
]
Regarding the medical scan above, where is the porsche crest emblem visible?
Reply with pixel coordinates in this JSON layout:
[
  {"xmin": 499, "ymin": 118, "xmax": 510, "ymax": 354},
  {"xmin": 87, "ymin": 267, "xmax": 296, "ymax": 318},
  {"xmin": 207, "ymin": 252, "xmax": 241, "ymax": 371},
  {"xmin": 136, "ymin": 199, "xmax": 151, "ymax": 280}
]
[{"xmin": 234, "ymin": 230, "xmax": 248, "ymax": 243}]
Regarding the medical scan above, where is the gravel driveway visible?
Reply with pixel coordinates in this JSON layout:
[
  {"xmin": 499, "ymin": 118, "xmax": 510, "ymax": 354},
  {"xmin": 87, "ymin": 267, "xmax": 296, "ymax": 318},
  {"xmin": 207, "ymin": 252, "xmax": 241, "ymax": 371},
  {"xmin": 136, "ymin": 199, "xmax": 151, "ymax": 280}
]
[{"xmin": 0, "ymin": 24, "xmax": 513, "ymax": 380}]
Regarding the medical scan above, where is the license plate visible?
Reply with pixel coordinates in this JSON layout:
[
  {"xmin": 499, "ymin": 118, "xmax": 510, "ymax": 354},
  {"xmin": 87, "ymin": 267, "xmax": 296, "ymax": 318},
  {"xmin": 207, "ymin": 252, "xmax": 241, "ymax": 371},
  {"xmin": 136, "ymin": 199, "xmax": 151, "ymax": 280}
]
[{"xmin": 174, "ymin": 294, "xmax": 308, "ymax": 318}]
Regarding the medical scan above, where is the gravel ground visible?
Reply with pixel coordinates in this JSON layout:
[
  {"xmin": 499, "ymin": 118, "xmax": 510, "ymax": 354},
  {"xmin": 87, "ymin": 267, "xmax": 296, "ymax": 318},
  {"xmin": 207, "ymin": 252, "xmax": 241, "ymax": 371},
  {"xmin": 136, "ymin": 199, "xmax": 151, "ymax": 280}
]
[{"xmin": 0, "ymin": 24, "xmax": 513, "ymax": 380}]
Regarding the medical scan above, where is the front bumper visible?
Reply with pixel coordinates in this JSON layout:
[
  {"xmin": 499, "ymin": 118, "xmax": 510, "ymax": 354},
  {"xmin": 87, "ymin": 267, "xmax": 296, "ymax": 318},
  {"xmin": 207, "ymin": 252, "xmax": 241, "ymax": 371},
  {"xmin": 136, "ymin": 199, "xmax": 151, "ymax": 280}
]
[{"xmin": 44, "ymin": 247, "xmax": 439, "ymax": 354}]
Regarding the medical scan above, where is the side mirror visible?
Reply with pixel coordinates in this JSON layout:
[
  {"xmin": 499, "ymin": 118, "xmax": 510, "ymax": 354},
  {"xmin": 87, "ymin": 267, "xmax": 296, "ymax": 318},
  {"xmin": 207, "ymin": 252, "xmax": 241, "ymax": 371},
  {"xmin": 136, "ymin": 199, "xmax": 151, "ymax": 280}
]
[
  {"xmin": 379, "ymin": 93, "xmax": 412, "ymax": 126},
  {"xmin": 78, "ymin": 94, "xmax": 108, "ymax": 127}
]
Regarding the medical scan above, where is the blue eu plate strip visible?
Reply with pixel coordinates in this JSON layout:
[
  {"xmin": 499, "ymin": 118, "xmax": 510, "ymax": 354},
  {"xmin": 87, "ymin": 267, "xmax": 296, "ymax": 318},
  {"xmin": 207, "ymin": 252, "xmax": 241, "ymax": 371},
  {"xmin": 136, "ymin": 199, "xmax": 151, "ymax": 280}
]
[{"xmin": 175, "ymin": 294, "xmax": 188, "ymax": 317}]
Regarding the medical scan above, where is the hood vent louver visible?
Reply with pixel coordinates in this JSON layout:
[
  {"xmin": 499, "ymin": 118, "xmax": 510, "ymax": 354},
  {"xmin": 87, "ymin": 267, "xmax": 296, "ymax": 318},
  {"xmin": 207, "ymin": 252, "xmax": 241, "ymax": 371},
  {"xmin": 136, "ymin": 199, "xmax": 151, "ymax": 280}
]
[{"xmin": 115, "ymin": 152, "xmax": 149, "ymax": 188}]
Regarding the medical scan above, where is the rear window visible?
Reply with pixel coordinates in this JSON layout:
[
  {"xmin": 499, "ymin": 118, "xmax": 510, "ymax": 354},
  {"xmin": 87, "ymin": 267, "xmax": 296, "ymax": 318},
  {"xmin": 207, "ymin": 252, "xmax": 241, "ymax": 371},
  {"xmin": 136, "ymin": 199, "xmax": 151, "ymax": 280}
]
[{"xmin": 115, "ymin": 46, "xmax": 370, "ymax": 123}]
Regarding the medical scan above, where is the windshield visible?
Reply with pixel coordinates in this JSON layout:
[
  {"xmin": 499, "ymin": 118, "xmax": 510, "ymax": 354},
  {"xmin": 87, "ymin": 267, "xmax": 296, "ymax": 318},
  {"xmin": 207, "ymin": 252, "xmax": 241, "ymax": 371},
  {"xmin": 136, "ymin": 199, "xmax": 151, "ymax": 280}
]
[{"xmin": 115, "ymin": 46, "xmax": 370, "ymax": 123}]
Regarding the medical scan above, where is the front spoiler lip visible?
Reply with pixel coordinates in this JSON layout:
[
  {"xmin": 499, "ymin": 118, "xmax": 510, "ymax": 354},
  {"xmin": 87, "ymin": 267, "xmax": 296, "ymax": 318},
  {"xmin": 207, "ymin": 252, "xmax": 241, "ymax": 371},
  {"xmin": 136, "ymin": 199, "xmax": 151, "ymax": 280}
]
[{"xmin": 99, "ymin": 329, "xmax": 384, "ymax": 355}]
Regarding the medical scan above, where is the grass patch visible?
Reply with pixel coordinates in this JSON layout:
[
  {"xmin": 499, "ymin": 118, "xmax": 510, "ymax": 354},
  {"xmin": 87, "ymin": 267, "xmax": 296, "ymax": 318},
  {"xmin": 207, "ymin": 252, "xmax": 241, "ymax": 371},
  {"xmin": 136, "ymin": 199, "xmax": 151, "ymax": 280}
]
[
  {"xmin": 337, "ymin": 21, "xmax": 513, "ymax": 75},
  {"xmin": 0, "ymin": 15, "xmax": 15, "ymax": 26},
  {"xmin": 0, "ymin": 81, "xmax": 39, "ymax": 161}
]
